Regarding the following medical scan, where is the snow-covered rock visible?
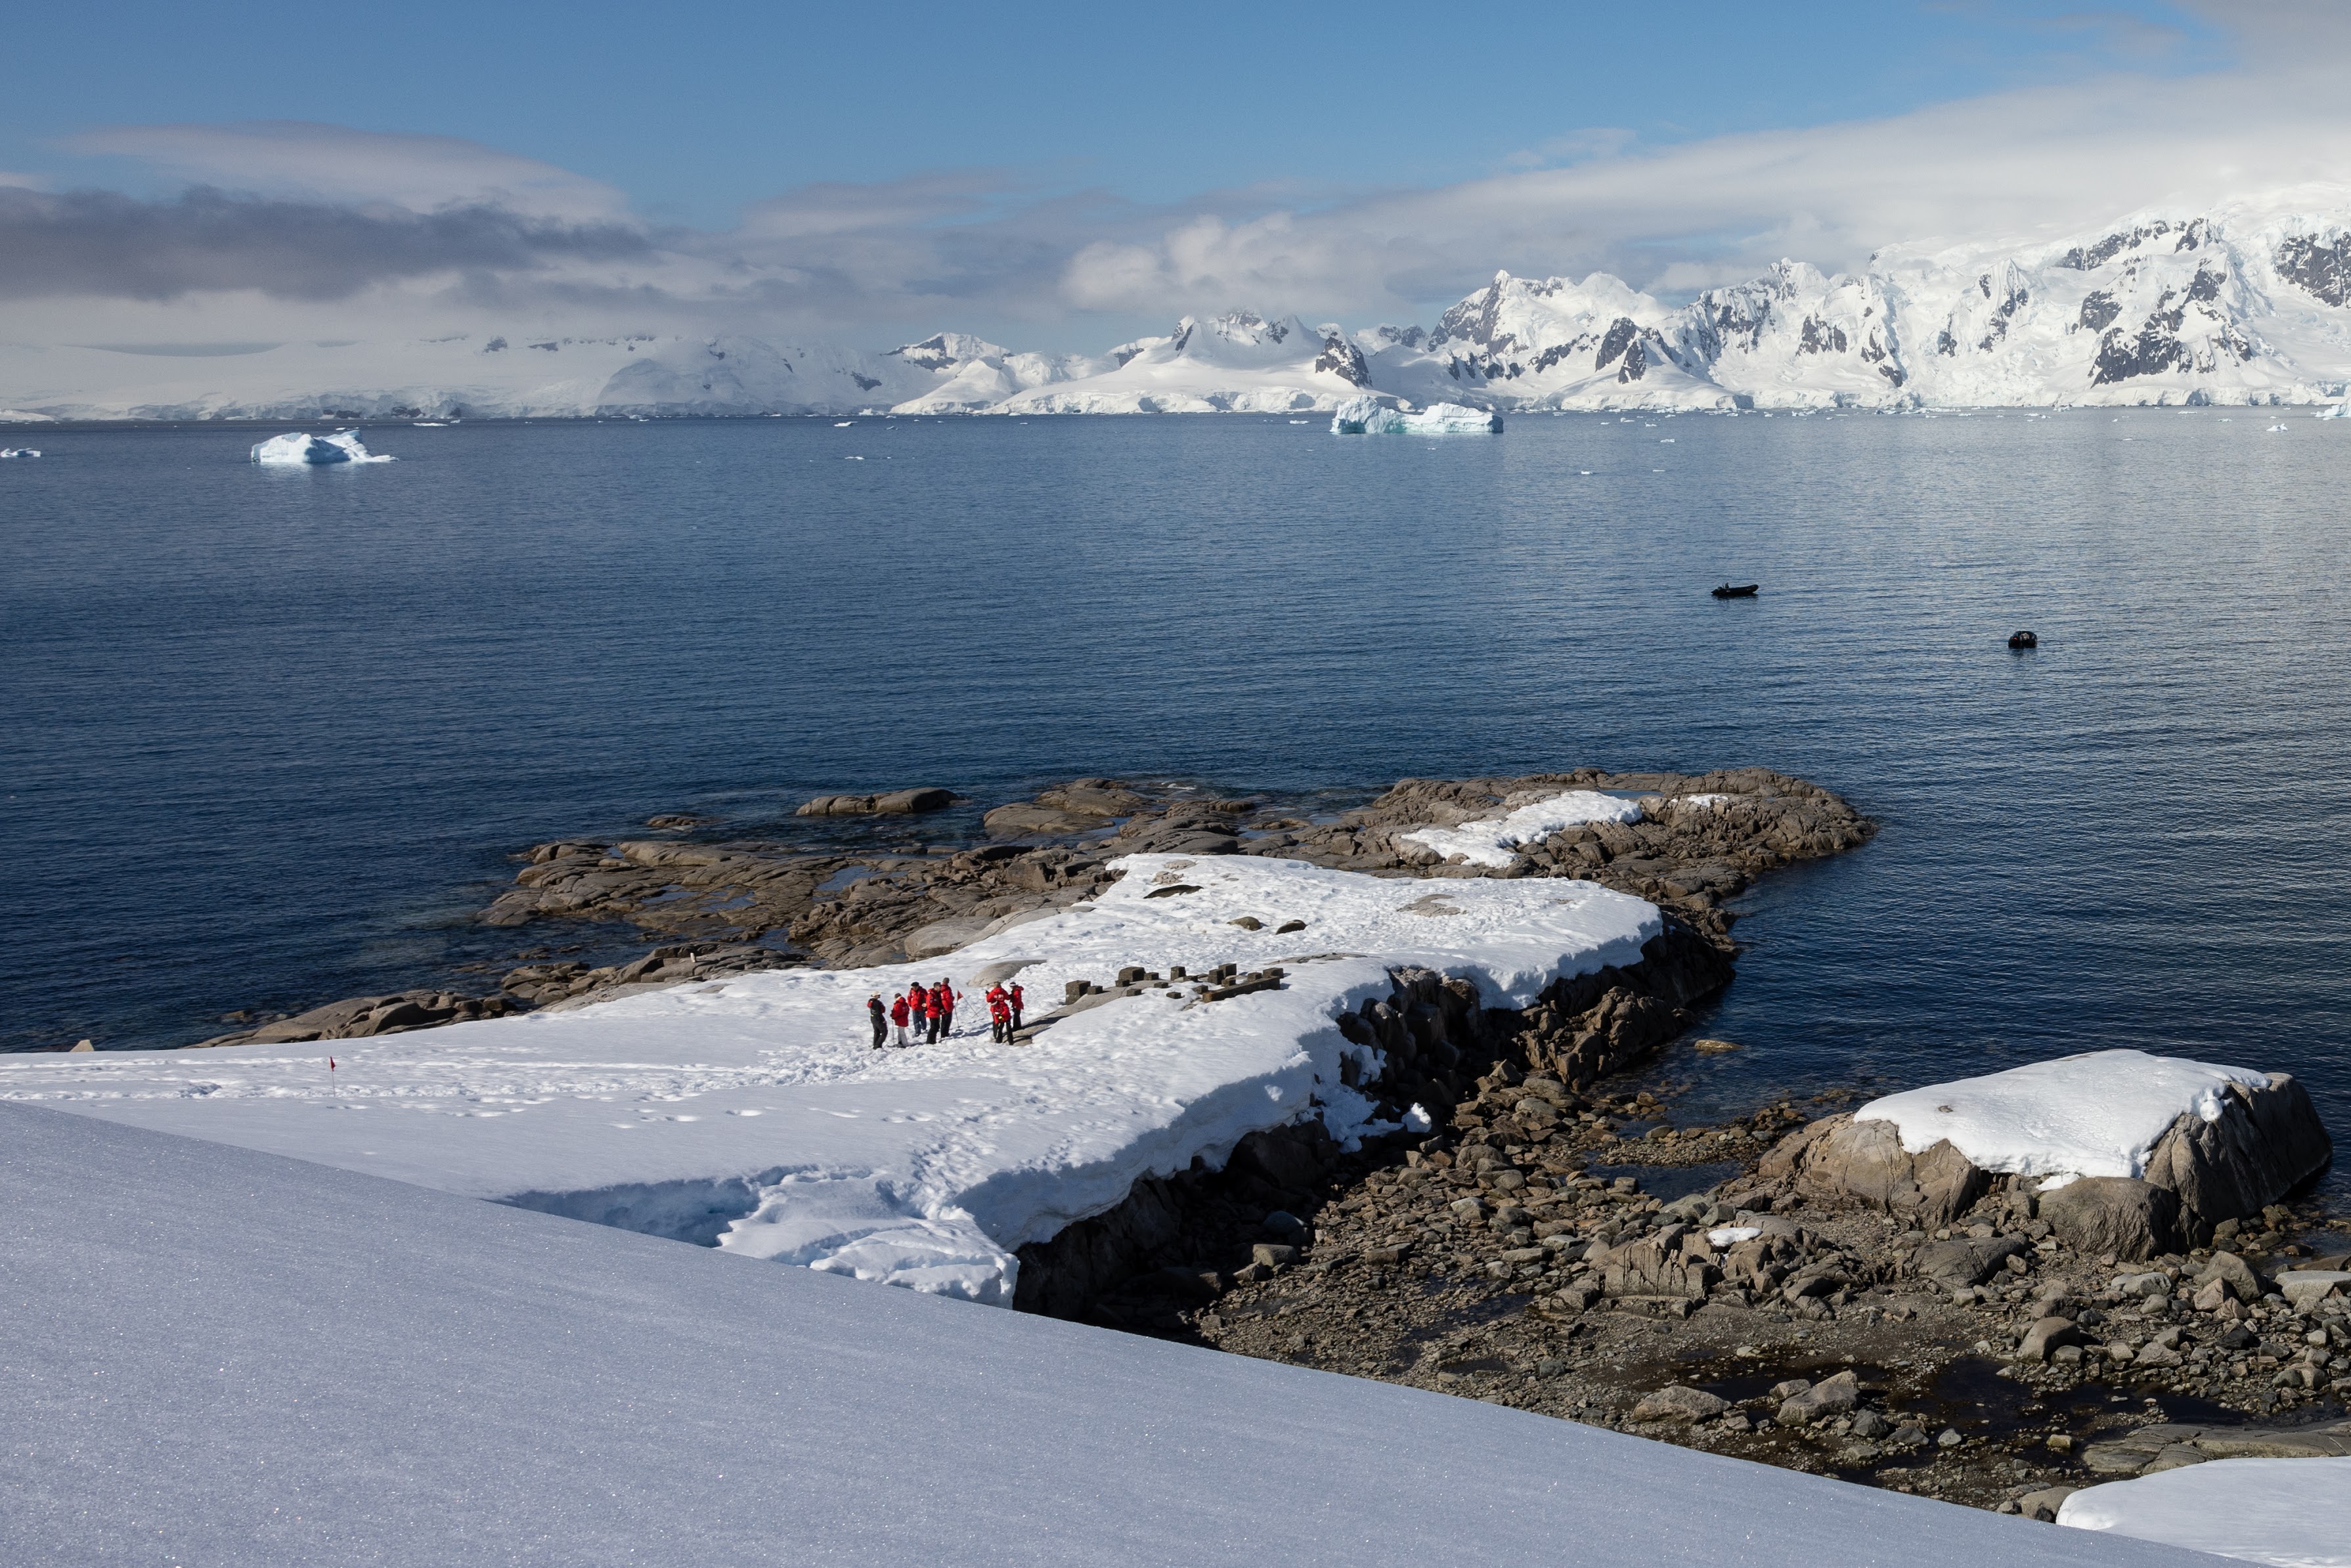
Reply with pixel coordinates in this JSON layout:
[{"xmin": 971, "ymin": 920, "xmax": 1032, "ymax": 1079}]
[
  {"xmin": 2059, "ymin": 1456, "xmax": 2351, "ymax": 1567},
  {"xmin": 1772, "ymin": 1049, "xmax": 2332, "ymax": 1241},
  {"xmin": 1397, "ymin": 790, "xmax": 1644, "ymax": 867},
  {"xmin": 250, "ymin": 429, "xmax": 392, "ymax": 465},
  {"xmin": 0, "ymin": 854, "xmax": 1658, "ymax": 1308},
  {"xmin": 991, "ymin": 312, "xmax": 1373, "ymax": 414},
  {"xmin": 1362, "ymin": 272, "xmax": 1738, "ymax": 412},
  {"xmin": 1329, "ymin": 395, "xmax": 1502, "ymax": 434}
]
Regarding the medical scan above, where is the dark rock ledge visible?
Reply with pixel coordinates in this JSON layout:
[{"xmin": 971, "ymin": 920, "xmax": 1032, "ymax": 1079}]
[{"xmin": 185, "ymin": 766, "xmax": 1868, "ymax": 1045}]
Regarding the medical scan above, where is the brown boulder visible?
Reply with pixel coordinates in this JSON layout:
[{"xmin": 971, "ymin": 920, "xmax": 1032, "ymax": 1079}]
[
  {"xmin": 2037, "ymin": 1176, "xmax": 2183, "ymax": 1261},
  {"xmin": 1767, "ymin": 1113, "xmax": 1988, "ymax": 1227}
]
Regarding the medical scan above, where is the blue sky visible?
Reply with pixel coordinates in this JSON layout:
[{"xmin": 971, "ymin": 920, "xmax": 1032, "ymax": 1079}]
[
  {"xmin": 5, "ymin": 1, "xmax": 2221, "ymax": 226},
  {"xmin": 5, "ymin": 1, "xmax": 2344, "ymax": 351}
]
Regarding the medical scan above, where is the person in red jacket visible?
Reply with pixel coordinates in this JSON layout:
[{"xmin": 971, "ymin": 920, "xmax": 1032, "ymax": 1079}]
[
  {"xmin": 906, "ymin": 986, "xmax": 929, "ymax": 1045},
  {"xmin": 889, "ymin": 991, "xmax": 912, "ymax": 1047},
  {"xmin": 988, "ymin": 993, "xmax": 1010, "ymax": 1043},
  {"xmin": 1007, "ymin": 982, "xmax": 1025, "ymax": 1033},
  {"xmin": 929, "ymin": 980, "xmax": 956, "ymax": 1043}
]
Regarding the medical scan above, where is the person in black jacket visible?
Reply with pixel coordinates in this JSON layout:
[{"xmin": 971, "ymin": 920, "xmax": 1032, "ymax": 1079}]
[{"xmin": 867, "ymin": 993, "xmax": 888, "ymax": 1049}]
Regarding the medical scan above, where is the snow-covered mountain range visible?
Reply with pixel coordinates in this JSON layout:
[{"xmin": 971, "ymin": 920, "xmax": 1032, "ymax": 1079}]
[{"xmin": 11, "ymin": 191, "xmax": 2351, "ymax": 420}]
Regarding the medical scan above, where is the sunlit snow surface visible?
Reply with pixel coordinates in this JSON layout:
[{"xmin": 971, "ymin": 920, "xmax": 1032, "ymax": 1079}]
[
  {"xmin": 1, "ymin": 1106, "xmax": 2207, "ymax": 1568},
  {"xmin": 1397, "ymin": 790, "xmax": 1646, "ymax": 868},
  {"xmin": 250, "ymin": 429, "xmax": 392, "ymax": 465},
  {"xmin": 1855, "ymin": 1049, "xmax": 2270, "ymax": 1183},
  {"xmin": 0, "ymin": 854, "xmax": 1655, "ymax": 1305},
  {"xmin": 2061, "ymin": 1456, "xmax": 2351, "ymax": 1567}
]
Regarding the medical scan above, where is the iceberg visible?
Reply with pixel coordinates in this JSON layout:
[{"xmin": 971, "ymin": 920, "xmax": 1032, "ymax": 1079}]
[
  {"xmin": 249, "ymin": 429, "xmax": 393, "ymax": 466},
  {"xmin": 2317, "ymin": 404, "xmax": 2350, "ymax": 419},
  {"xmin": 1330, "ymin": 395, "xmax": 1503, "ymax": 435},
  {"xmin": 0, "ymin": 446, "xmax": 39, "ymax": 458}
]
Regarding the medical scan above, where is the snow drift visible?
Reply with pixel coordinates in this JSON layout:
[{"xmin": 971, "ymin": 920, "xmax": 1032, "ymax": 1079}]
[{"xmin": 2060, "ymin": 1455, "xmax": 2351, "ymax": 1567}]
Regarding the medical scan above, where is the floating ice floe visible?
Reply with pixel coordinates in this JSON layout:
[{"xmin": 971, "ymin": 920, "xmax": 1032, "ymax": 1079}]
[
  {"xmin": 2060, "ymin": 1456, "xmax": 2351, "ymax": 1567},
  {"xmin": 1397, "ymin": 790, "xmax": 1645, "ymax": 868},
  {"xmin": 250, "ymin": 429, "xmax": 393, "ymax": 465},
  {"xmin": 0, "ymin": 853, "xmax": 1656, "ymax": 1308},
  {"xmin": 2316, "ymin": 404, "xmax": 2349, "ymax": 420},
  {"xmin": 0, "ymin": 446, "xmax": 39, "ymax": 458},
  {"xmin": 1853, "ymin": 1049, "xmax": 2270, "ymax": 1185},
  {"xmin": 1329, "ymin": 395, "xmax": 1503, "ymax": 435}
]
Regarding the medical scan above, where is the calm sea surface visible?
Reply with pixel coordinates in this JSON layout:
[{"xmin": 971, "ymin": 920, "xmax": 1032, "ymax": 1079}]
[{"xmin": 5, "ymin": 410, "xmax": 2346, "ymax": 1196}]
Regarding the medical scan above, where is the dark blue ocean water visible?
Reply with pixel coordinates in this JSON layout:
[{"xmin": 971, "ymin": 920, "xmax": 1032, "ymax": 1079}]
[{"xmin": 5, "ymin": 410, "xmax": 2346, "ymax": 1197}]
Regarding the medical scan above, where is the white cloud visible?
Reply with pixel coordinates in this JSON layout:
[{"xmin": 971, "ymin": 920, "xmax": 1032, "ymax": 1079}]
[{"xmin": 65, "ymin": 121, "xmax": 632, "ymax": 223}]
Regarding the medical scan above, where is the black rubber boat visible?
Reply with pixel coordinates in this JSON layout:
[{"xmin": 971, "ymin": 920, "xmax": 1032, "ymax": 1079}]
[
  {"xmin": 2008, "ymin": 630, "xmax": 2038, "ymax": 649},
  {"xmin": 1711, "ymin": 582, "xmax": 1760, "ymax": 599}
]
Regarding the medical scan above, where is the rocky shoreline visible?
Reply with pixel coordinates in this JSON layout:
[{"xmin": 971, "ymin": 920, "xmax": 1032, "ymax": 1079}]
[{"xmin": 94, "ymin": 764, "xmax": 2350, "ymax": 1520}]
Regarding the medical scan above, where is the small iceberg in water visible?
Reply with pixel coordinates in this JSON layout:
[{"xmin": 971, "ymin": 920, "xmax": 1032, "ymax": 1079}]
[
  {"xmin": 250, "ymin": 429, "xmax": 394, "ymax": 466},
  {"xmin": 1330, "ymin": 395, "xmax": 1501, "ymax": 435},
  {"xmin": 2316, "ymin": 404, "xmax": 2349, "ymax": 420},
  {"xmin": 0, "ymin": 446, "xmax": 40, "ymax": 459}
]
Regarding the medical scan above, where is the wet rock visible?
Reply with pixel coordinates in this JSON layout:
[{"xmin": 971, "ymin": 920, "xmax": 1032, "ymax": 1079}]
[
  {"xmin": 797, "ymin": 787, "xmax": 954, "ymax": 816},
  {"xmin": 2038, "ymin": 1176, "xmax": 2184, "ymax": 1262}
]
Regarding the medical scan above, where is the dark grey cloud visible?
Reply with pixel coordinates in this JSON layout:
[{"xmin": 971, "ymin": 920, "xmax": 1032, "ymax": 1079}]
[{"xmin": 0, "ymin": 186, "xmax": 653, "ymax": 302}]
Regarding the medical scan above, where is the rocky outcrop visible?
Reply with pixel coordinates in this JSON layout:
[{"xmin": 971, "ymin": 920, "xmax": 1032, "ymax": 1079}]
[
  {"xmin": 194, "ymin": 990, "xmax": 520, "ymax": 1049},
  {"xmin": 796, "ymin": 788, "xmax": 954, "ymax": 816},
  {"xmin": 1761, "ymin": 1114, "xmax": 1989, "ymax": 1229},
  {"xmin": 2143, "ymin": 1074, "xmax": 2335, "ymax": 1227}
]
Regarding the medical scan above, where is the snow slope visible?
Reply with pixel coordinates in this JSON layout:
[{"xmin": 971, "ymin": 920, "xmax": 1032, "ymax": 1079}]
[
  {"xmin": 1853, "ymin": 1049, "xmax": 2271, "ymax": 1183},
  {"xmin": 2060, "ymin": 1457, "xmax": 2351, "ymax": 1567},
  {"xmin": 0, "ymin": 854, "xmax": 1656, "ymax": 1306},
  {"xmin": 0, "ymin": 1103, "xmax": 2218, "ymax": 1568}
]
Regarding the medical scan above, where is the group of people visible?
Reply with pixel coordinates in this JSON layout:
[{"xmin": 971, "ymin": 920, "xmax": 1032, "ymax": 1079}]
[{"xmin": 866, "ymin": 979, "xmax": 1025, "ymax": 1049}]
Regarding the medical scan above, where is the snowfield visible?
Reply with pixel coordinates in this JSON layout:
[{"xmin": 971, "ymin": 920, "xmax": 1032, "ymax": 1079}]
[
  {"xmin": 3, "ymin": 1104, "xmax": 2216, "ymax": 1567},
  {"xmin": 19, "ymin": 188, "xmax": 2351, "ymax": 419},
  {"xmin": 0, "ymin": 854, "xmax": 1657, "ymax": 1305},
  {"xmin": 2060, "ymin": 1456, "xmax": 2351, "ymax": 1567},
  {"xmin": 1853, "ymin": 1049, "xmax": 2272, "ymax": 1184}
]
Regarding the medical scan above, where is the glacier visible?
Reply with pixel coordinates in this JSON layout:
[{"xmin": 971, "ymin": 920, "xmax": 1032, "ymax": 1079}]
[{"xmin": 15, "ymin": 188, "xmax": 2351, "ymax": 420}]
